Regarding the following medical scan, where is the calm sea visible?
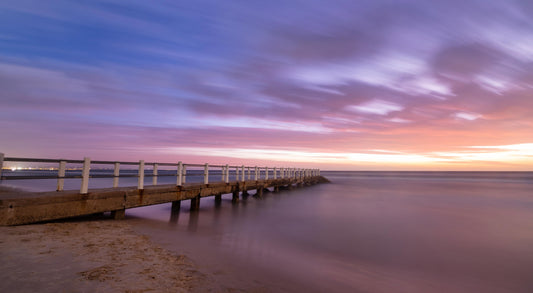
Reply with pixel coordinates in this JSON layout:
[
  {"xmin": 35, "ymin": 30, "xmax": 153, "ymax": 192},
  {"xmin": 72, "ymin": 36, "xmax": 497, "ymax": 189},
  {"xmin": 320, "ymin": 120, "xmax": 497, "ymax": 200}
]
[{"xmin": 2, "ymin": 171, "xmax": 533, "ymax": 292}]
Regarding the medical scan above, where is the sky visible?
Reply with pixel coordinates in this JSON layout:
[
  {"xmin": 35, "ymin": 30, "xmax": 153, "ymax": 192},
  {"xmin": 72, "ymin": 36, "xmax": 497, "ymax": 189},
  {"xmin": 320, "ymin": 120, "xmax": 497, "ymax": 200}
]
[{"xmin": 1, "ymin": 0, "xmax": 533, "ymax": 170}]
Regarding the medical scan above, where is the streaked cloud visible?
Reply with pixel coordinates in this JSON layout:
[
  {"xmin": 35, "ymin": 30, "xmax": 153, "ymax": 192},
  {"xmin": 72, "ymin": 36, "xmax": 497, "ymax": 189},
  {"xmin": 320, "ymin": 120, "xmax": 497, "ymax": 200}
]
[
  {"xmin": 454, "ymin": 112, "xmax": 482, "ymax": 121},
  {"xmin": 346, "ymin": 100, "xmax": 404, "ymax": 116},
  {"xmin": 1, "ymin": 0, "xmax": 533, "ymax": 170}
]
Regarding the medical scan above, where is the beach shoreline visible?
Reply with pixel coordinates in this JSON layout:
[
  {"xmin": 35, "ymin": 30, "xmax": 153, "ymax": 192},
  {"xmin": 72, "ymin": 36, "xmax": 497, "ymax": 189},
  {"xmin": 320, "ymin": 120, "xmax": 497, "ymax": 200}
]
[{"xmin": 0, "ymin": 216, "xmax": 240, "ymax": 293}]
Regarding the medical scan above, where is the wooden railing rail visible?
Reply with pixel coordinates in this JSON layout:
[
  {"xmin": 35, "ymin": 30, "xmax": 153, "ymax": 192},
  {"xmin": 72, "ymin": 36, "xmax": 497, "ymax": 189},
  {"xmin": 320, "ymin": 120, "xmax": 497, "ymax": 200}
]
[{"xmin": 0, "ymin": 153, "xmax": 321, "ymax": 194}]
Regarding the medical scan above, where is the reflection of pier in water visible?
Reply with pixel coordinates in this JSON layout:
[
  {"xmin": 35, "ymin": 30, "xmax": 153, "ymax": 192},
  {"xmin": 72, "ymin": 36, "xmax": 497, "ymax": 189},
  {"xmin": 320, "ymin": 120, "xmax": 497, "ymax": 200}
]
[
  {"xmin": 172, "ymin": 184, "xmax": 282, "ymax": 231},
  {"xmin": 0, "ymin": 153, "xmax": 328, "ymax": 225}
]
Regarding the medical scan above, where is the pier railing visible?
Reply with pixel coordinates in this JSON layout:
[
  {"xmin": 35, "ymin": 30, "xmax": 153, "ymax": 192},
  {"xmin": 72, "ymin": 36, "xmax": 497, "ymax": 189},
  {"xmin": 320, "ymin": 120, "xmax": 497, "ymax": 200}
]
[{"xmin": 0, "ymin": 153, "xmax": 320, "ymax": 194}]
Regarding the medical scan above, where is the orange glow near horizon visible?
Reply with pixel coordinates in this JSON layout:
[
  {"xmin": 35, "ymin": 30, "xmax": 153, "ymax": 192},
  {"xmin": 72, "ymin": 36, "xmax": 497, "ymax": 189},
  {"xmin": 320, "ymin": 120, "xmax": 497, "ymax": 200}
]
[{"xmin": 156, "ymin": 143, "xmax": 533, "ymax": 171}]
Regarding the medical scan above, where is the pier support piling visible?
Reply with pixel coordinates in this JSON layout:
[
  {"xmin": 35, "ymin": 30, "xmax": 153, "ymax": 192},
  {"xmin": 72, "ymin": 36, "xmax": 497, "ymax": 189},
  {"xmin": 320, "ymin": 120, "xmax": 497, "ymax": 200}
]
[
  {"xmin": 255, "ymin": 187, "xmax": 263, "ymax": 199},
  {"xmin": 169, "ymin": 201, "xmax": 181, "ymax": 223},
  {"xmin": 111, "ymin": 209, "xmax": 125, "ymax": 220},
  {"xmin": 171, "ymin": 200, "xmax": 181, "ymax": 214},
  {"xmin": 232, "ymin": 191, "xmax": 239, "ymax": 203},
  {"xmin": 190, "ymin": 195, "xmax": 200, "ymax": 211}
]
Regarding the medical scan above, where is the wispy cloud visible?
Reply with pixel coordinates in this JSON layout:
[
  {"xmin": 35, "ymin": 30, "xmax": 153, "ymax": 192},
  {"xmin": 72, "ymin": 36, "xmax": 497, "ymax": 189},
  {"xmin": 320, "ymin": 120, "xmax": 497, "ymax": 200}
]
[
  {"xmin": 346, "ymin": 100, "xmax": 404, "ymax": 116},
  {"xmin": 1, "ymin": 0, "xmax": 533, "ymax": 169}
]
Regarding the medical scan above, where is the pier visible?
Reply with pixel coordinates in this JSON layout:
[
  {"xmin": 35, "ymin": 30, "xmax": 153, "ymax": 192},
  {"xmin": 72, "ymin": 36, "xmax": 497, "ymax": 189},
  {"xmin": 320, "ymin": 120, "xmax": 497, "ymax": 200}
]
[{"xmin": 0, "ymin": 153, "xmax": 328, "ymax": 225}]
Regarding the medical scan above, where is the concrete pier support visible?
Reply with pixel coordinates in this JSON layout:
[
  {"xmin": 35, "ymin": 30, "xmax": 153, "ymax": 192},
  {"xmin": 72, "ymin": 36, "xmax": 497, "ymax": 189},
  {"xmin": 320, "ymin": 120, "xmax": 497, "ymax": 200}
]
[
  {"xmin": 190, "ymin": 195, "xmax": 200, "ymax": 211},
  {"xmin": 171, "ymin": 200, "xmax": 181, "ymax": 214},
  {"xmin": 215, "ymin": 194, "xmax": 222, "ymax": 206},
  {"xmin": 111, "ymin": 209, "xmax": 125, "ymax": 220},
  {"xmin": 170, "ymin": 201, "xmax": 181, "ymax": 223},
  {"xmin": 254, "ymin": 187, "xmax": 263, "ymax": 199},
  {"xmin": 232, "ymin": 191, "xmax": 239, "ymax": 203}
]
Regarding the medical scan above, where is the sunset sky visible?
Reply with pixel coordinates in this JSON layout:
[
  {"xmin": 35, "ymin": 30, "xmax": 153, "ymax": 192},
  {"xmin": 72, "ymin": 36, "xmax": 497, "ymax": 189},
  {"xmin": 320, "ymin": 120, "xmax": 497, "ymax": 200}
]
[{"xmin": 1, "ymin": 0, "xmax": 532, "ymax": 170}]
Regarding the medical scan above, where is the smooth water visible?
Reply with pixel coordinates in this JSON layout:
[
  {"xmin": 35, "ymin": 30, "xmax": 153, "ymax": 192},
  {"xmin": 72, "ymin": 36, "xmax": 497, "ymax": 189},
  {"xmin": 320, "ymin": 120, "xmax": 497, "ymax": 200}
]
[
  {"xmin": 127, "ymin": 171, "xmax": 533, "ymax": 292},
  {"xmin": 3, "ymin": 171, "xmax": 533, "ymax": 292}
]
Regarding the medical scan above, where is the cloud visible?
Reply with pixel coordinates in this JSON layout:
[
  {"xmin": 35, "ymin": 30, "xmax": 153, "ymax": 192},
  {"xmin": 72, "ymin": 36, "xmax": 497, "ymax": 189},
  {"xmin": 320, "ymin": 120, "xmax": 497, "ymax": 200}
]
[
  {"xmin": 346, "ymin": 100, "xmax": 404, "ymax": 116},
  {"xmin": 453, "ymin": 112, "xmax": 482, "ymax": 121},
  {"xmin": 1, "ymin": 0, "xmax": 533, "ymax": 169}
]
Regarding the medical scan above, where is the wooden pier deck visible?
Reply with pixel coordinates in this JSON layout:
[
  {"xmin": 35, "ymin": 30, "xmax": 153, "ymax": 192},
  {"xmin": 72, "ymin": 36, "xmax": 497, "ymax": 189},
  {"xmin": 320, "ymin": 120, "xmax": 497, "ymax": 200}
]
[{"xmin": 0, "ymin": 154, "xmax": 328, "ymax": 225}]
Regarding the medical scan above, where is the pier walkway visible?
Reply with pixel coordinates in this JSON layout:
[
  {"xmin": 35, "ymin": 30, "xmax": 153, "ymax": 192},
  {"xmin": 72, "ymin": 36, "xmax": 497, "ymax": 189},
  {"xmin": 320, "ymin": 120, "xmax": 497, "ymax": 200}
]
[{"xmin": 0, "ymin": 153, "xmax": 328, "ymax": 225}]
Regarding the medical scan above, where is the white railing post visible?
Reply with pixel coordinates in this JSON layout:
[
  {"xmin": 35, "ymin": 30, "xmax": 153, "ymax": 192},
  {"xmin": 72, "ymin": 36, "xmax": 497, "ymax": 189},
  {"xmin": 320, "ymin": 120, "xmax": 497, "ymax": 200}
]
[
  {"xmin": 247, "ymin": 167, "xmax": 251, "ymax": 180},
  {"xmin": 241, "ymin": 165, "xmax": 245, "ymax": 181},
  {"xmin": 153, "ymin": 163, "xmax": 158, "ymax": 185},
  {"xmin": 113, "ymin": 162, "xmax": 120, "ymax": 187},
  {"xmin": 221, "ymin": 165, "xmax": 225, "ymax": 182},
  {"xmin": 138, "ymin": 160, "xmax": 145, "ymax": 190},
  {"xmin": 225, "ymin": 164, "xmax": 229, "ymax": 183},
  {"xmin": 235, "ymin": 166, "xmax": 239, "ymax": 181},
  {"xmin": 204, "ymin": 163, "xmax": 209, "ymax": 185},
  {"xmin": 80, "ymin": 157, "xmax": 90, "ymax": 194},
  {"xmin": 274, "ymin": 167, "xmax": 277, "ymax": 179},
  {"xmin": 255, "ymin": 166, "xmax": 258, "ymax": 180},
  {"xmin": 265, "ymin": 167, "xmax": 269, "ymax": 180},
  {"xmin": 182, "ymin": 164, "xmax": 187, "ymax": 184},
  {"xmin": 0, "ymin": 153, "xmax": 4, "ymax": 179},
  {"xmin": 57, "ymin": 160, "xmax": 66, "ymax": 191},
  {"xmin": 177, "ymin": 161, "xmax": 183, "ymax": 186}
]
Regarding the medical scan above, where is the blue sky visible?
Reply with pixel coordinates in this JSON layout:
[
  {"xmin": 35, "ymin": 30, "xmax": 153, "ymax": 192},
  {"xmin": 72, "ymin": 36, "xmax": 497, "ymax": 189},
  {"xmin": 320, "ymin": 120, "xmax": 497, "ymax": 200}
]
[{"xmin": 1, "ymin": 0, "xmax": 533, "ymax": 170}]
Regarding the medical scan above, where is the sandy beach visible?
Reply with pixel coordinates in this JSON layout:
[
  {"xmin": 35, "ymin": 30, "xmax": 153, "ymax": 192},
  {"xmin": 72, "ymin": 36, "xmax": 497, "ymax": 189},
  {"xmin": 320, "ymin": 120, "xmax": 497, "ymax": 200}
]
[
  {"xmin": 0, "ymin": 183, "xmax": 267, "ymax": 292},
  {"xmin": 0, "ymin": 182, "xmax": 252, "ymax": 293},
  {"xmin": 0, "ymin": 218, "xmax": 219, "ymax": 293}
]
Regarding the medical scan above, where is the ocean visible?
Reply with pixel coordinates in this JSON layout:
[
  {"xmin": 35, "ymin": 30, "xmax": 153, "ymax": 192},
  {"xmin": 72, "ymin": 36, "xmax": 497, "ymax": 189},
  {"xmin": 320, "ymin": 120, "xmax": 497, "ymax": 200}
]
[{"xmin": 2, "ymin": 171, "xmax": 533, "ymax": 292}]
